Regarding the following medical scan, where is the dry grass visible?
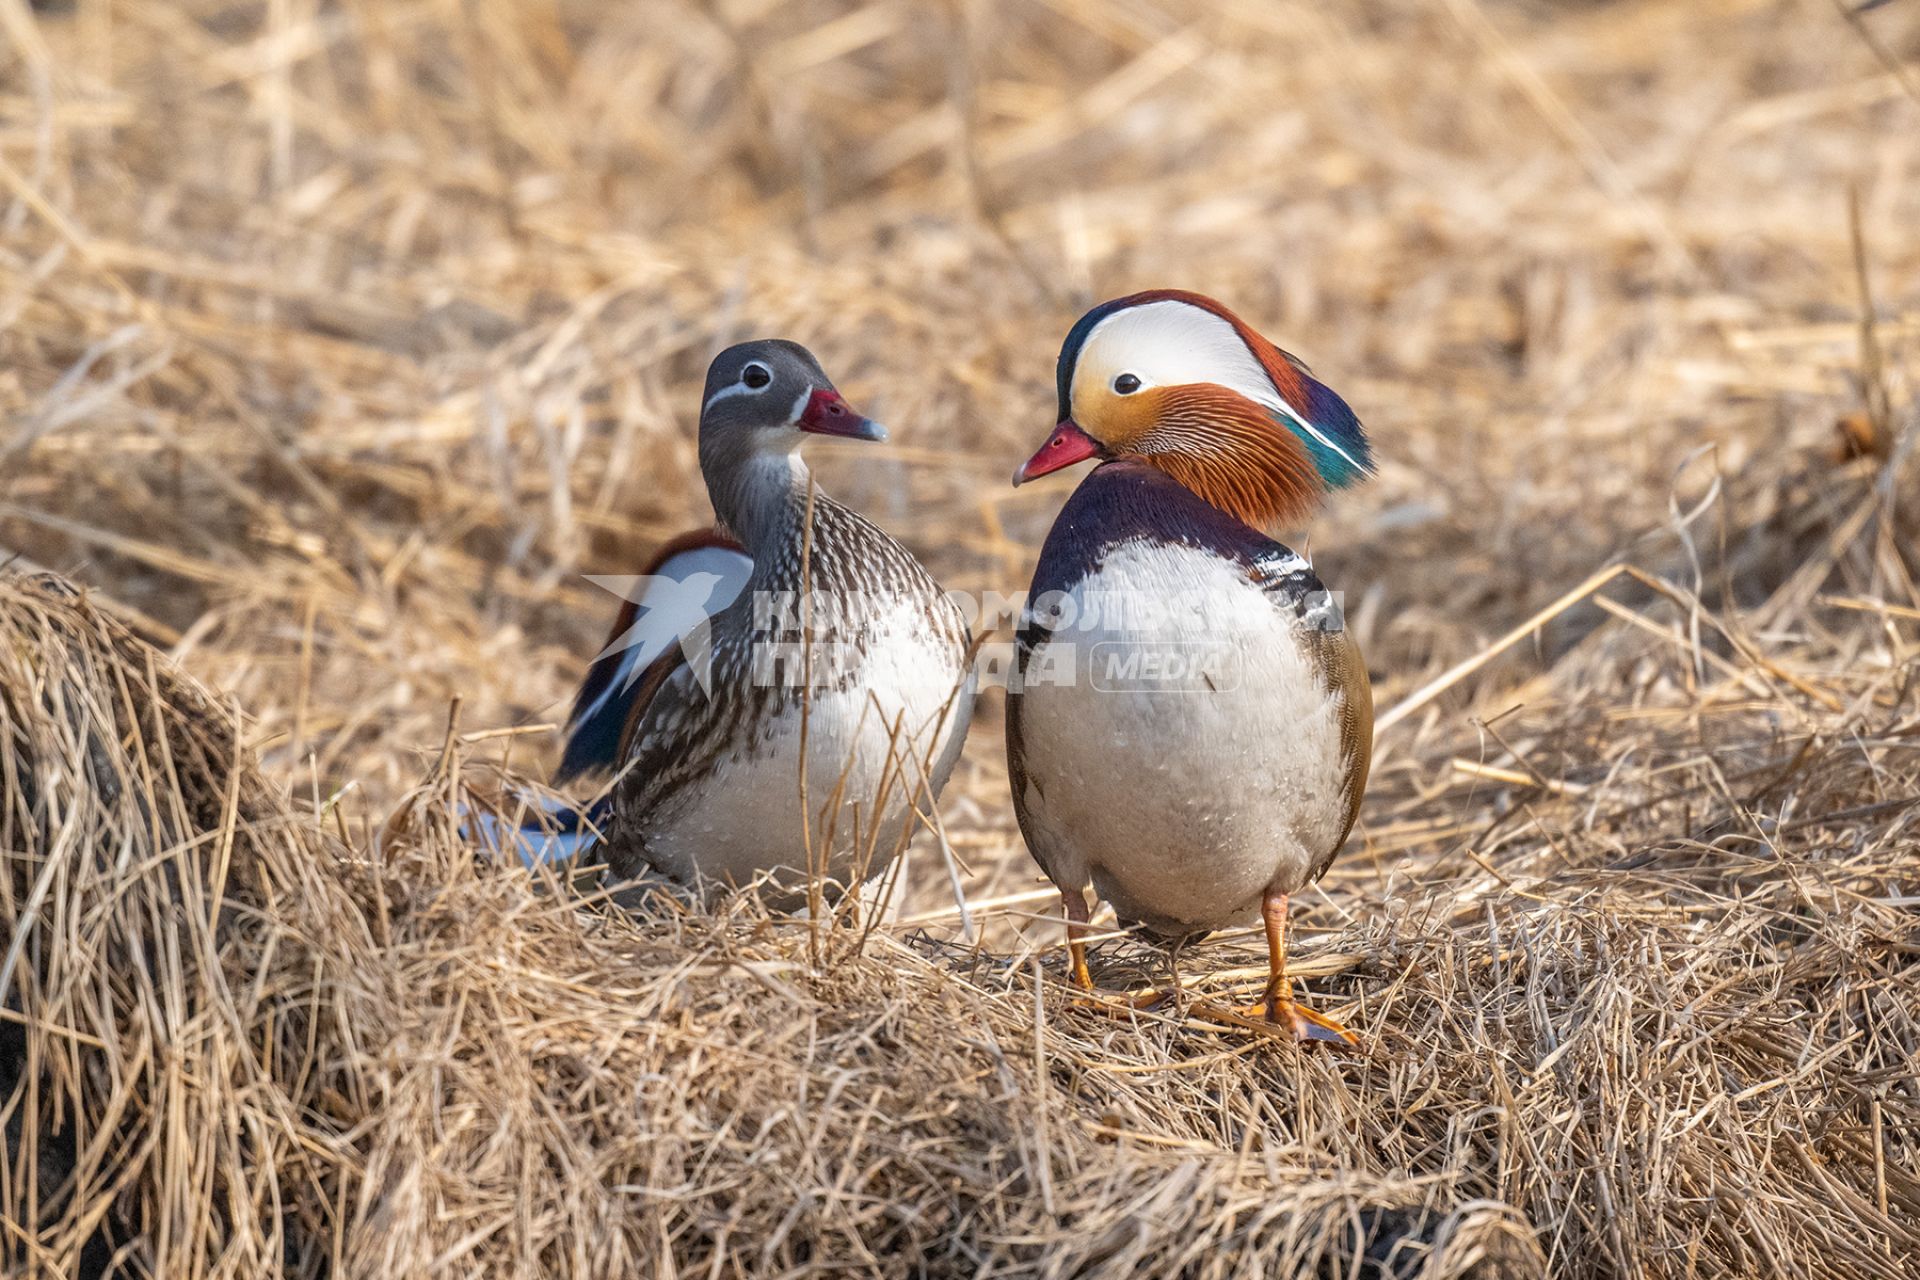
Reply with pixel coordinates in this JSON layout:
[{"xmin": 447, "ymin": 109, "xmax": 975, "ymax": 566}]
[{"xmin": 2, "ymin": 0, "xmax": 1919, "ymax": 1275}]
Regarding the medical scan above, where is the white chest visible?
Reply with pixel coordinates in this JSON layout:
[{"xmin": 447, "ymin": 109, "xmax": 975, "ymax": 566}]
[{"xmin": 1015, "ymin": 541, "xmax": 1349, "ymax": 933}]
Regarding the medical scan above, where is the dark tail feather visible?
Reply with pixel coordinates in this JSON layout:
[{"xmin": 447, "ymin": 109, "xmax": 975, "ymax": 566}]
[{"xmin": 463, "ymin": 794, "xmax": 613, "ymax": 868}]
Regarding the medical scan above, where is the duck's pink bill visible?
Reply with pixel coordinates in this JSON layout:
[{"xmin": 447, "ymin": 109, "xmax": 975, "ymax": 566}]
[
  {"xmin": 1012, "ymin": 420, "xmax": 1100, "ymax": 486},
  {"xmin": 798, "ymin": 389, "xmax": 886, "ymax": 441}
]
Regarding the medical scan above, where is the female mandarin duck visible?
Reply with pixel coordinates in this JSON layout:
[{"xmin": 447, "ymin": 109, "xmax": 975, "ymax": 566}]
[
  {"xmin": 556, "ymin": 340, "xmax": 974, "ymax": 903},
  {"xmin": 1006, "ymin": 290, "xmax": 1373, "ymax": 1044}
]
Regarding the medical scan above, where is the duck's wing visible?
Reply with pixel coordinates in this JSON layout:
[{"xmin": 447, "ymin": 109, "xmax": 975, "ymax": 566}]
[
  {"xmin": 1251, "ymin": 549, "xmax": 1373, "ymax": 879},
  {"xmin": 555, "ymin": 529, "xmax": 750, "ymax": 785},
  {"xmin": 1004, "ymin": 600, "xmax": 1090, "ymax": 896}
]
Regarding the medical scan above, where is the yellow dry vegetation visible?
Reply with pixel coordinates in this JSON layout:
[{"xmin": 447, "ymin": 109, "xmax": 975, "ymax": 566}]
[{"xmin": 0, "ymin": 1, "xmax": 1917, "ymax": 1276}]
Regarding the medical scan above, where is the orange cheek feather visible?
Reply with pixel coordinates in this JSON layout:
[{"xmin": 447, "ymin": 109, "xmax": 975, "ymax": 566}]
[
  {"xmin": 1072, "ymin": 382, "xmax": 1163, "ymax": 451},
  {"xmin": 1132, "ymin": 385, "xmax": 1321, "ymax": 529}
]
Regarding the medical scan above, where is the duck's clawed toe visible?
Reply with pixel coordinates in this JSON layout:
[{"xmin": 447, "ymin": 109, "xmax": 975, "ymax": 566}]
[
  {"xmin": 1253, "ymin": 995, "xmax": 1360, "ymax": 1047},
  {"xmin": 1204, "ymin": 992, "xmax": 1360, "ymax": 1048}
]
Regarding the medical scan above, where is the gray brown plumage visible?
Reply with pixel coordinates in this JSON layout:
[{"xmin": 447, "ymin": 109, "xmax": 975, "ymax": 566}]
[{"xmin": 600, "ymin": 341, "xmax": 974, "ymax": 907}]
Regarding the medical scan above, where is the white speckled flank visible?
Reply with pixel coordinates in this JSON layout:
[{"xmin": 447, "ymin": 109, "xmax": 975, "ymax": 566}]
[
  {"xmin": 630, "ymin": 591, "xmax": 974, "ymax": 898},
  {"xmin": 1014, "ymin": 539, "xmax": 1349, "ymax": 935}
]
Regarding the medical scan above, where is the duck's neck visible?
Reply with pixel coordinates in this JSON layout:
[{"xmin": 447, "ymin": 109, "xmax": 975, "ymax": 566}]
[
  {"xmin": 1031, "ymin": 460, "xmax": 1285, "ymax": 591},
  {"xmin": 702, "ymin": 439, "xmax": 816, "ymax": 561}
]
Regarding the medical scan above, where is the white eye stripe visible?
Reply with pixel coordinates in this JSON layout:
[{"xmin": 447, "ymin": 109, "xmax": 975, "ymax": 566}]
[
  {"xmin": 703, "ymin": 367, "xmax": 776, "ymax": 415},
  {"xmin": 701, "ymin": 379, "xmax": 816, "ymax": 421},
  {"xmin": 702, "ymin": 381, "xmax": 760, "ymax": 413}
]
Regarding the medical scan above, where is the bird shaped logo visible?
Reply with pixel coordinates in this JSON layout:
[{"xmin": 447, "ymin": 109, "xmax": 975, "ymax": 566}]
[{"xmin": 583, "ymin": 568, "xmax": 733, "ymax": 697}]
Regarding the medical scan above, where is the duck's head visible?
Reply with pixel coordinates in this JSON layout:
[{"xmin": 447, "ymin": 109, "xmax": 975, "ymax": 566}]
[
  {"xmin": 700, "ymin": 339, "xmax": 886, "ymax": 451},
  {"xmin": 1011, "ymin": 290, "xmax": 1371, "ymax": 527}
]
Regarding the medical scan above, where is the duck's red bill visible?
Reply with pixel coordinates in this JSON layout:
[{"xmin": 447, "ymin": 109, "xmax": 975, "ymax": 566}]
[
  {"xmin": 798, "ymin": 389, "xmax": 887, "ymax": 441},
  {"xmin": 1012, "ymin": 420, "xmax": 1100, "ymax": 486}
]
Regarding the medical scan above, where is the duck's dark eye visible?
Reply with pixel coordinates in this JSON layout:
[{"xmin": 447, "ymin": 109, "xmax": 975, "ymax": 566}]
[
  {"xmin": 1112, "ymin": 373, "xmax": 1142, "ymax": 395},
  {"xmin": 741, "ymin": 363, "xmax": 772, "ymax": 390}
]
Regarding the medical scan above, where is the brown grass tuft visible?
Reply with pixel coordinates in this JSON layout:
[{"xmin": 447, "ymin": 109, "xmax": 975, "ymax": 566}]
[{"xmin": 0, "ymin": 573, "xmax": 341, "ymax": 1274}]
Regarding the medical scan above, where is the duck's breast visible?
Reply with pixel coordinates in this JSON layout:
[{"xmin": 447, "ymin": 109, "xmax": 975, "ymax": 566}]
[{"xmin": 1014, "ymin": 538, "xmax": 1350, "ymax": 933}]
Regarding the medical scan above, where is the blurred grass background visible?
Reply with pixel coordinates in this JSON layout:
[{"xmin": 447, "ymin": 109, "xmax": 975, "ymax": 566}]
[{"xmin": 0, "ymin": 0, "xmax": 1910, "ymax": 803}]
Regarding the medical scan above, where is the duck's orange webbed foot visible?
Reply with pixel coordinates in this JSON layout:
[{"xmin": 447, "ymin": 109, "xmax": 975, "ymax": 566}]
[
  {"xmin": 1202, "ymin": 888, "xmax": 1363, "ymax": 1049},
  {"xmin": 1058, "ymin": 889, "xmax": 1172, "ymax": 1015},
  {"xmin": 1230, "ymin": 992, "xmax": 1360, "ymax": 1046}
]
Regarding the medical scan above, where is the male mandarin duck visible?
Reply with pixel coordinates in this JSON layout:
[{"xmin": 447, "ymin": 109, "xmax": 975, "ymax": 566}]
[
  {"xmin": 1005, "ymin": 289, "xmax": 1374, "ymax": 1044},
  {"xmin": 574, "ymin": 340, "xmax": 975, "ymax": 904}
]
